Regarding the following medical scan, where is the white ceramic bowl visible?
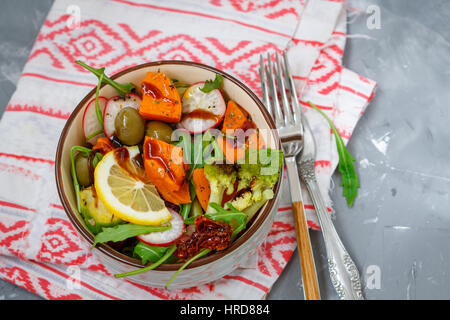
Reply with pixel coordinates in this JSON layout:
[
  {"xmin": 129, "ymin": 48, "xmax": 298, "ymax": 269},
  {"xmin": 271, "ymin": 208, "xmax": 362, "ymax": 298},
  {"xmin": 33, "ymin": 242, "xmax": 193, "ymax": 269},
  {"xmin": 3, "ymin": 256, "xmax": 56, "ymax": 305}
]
[{"xmin": 55, "ymin": 61, "xmax": 282, "ymax": 288}]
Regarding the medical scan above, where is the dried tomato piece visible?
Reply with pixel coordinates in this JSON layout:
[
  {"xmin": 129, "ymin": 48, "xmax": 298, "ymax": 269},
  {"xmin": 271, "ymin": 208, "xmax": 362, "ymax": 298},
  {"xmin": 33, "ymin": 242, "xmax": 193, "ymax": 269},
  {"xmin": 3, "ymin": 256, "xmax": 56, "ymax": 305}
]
[
  {"xmin": 174, "ymin": 216, "xmax": 232, "ymax": 260},
  {"xmin": 174, "ymin": 235, "xmax": 200, "ymax": 261},
  {"xmin": 195, "ymin": 216, "xmax": 232, "ymax": 251}
]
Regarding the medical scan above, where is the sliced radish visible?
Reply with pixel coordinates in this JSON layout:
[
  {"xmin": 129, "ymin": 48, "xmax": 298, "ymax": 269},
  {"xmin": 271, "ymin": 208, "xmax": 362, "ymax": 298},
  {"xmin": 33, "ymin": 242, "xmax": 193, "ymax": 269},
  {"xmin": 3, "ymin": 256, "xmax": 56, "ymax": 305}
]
[
  {"xmin": 103, "ymin": 93, "xmax": 142, "ymax": 138},
  {"xmin": 83, "ymin": 96, "xmax": 107, "ymax": 145},
  {"xmin": 180, "ymin": 82, "xmax": 226, "ymax": 134},
  {"xmin": 137, "ymin": 209, "xmax": 184, "ymax": 247}
]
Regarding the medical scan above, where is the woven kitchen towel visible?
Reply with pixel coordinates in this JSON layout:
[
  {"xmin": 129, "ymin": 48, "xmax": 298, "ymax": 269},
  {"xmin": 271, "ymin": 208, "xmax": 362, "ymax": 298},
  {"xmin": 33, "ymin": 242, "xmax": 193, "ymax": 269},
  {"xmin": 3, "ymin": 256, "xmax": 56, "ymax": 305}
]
[{"xmin": 0, "ymin": 0, "xmax": 376, "ymax": 299}]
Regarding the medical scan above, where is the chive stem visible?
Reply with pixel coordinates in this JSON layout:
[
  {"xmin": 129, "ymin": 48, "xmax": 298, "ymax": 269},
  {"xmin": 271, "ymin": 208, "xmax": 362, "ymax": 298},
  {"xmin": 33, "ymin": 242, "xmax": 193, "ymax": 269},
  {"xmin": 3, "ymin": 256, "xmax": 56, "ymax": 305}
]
[
  {"xmin": 95, "ymin": 73, "xmax": 104, "ymax": 130},
  {"xmin": 70, "ymin": 146, "xmax": 92, "ymax": 212},
  {"xmin": 165, "ymin": 248, "xmax": 211, "ymax": 289},
  {"xmin": 114, "ymin": 244, "xmax": 177, "ymax": 278}
]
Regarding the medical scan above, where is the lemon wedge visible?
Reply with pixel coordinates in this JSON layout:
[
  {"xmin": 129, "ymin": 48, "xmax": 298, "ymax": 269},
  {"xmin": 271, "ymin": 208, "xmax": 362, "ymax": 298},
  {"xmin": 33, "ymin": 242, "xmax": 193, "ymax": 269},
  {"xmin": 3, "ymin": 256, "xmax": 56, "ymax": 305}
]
[{"xmin": 94, "ymin": 146, "xmax": 171, "ymax": 225}]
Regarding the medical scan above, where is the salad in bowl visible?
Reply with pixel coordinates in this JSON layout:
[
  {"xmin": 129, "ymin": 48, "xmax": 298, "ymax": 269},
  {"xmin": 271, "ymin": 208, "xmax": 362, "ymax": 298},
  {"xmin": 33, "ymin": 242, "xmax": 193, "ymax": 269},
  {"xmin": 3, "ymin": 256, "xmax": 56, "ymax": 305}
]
[{"xmin": 56, "ymin": 61, "xmax": 283, "ymax": 288}]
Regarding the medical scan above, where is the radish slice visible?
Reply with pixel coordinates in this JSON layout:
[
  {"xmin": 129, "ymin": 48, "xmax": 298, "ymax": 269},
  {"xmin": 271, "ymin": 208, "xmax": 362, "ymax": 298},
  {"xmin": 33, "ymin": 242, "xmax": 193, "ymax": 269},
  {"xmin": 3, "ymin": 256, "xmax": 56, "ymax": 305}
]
[
  {"xmin": 103, "ymin": 93, "xmax": 142, "ymax": 138},
  {"xmin": 137, "ymin": 209, "xmax": 184, "ymax": 247},
  {"xmin": 180, "ymin": 82, "xmax": 226, "ymax": 134},
  {"xmin": 83, "ymin": 96, "xmax": 107, "ymax": 145}
]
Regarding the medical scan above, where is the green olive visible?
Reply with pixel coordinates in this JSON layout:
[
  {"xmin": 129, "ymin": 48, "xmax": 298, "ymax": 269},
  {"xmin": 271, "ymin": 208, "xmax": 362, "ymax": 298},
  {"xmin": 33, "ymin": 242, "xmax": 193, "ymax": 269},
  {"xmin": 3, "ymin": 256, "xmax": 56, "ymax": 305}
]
[
  {"xmin": 145, "ymin": 121, "xmax": 174, "ymax": 143},
  {"xmin": 114, "ymin": 107, "xmax": 145, "ymax": 146},
  {"xmin": 75, "ymin": 153, "xmax": 92, "ymax": 187}
]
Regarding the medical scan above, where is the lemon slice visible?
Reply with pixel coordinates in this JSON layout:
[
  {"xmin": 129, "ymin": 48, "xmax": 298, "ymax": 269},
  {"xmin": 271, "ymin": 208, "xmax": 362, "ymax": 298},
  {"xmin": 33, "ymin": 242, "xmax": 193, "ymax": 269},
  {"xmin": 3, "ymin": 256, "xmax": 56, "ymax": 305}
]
[{"xmin": 94, "ymin": 146, "xmax": 171, "ymax": 225}]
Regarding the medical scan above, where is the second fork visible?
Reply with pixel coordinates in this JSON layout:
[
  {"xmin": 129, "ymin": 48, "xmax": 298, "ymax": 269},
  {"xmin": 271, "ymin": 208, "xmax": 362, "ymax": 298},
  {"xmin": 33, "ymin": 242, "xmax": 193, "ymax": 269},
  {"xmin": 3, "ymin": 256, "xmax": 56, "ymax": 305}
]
[{"xmin": 259, "ymin": 52, "xmax": 321, "ymax": 300}]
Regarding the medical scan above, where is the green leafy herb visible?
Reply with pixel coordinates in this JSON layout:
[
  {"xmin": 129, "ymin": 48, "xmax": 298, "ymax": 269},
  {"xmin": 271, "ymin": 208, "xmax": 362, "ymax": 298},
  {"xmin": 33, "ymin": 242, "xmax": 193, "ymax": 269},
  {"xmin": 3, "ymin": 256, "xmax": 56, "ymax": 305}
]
[
  {"xmin": 76, "ymin": 60, "xmax": 137, "ymax": 96},
  {"xmin": 170, "ymin": 78, "xmax": 190, "ymax": 96},
  {"xmin": 92, "ymin": 152, "xmax": 103, "ymax": 168},
  {"xmin": 199, "ymin": 74, "xmax": 223, "ymax": 93},
  {"xmin": 172, "ymin": 131, "xmax": 214, "ymax": 177},
  {"xmin": 115, "ymin": 243, "xmax": 177, "ymax": 278},
  {"xmin": 179, "ymin": 182, "xmax": 197, "ymax": 220},
  {"xmin": 308, "ymin": 101, "xmax": 360, "ymax": 207},
  {"xmin": 188, "ymin": 134, "xmax": 206, "ymax": 179},
  {"xmin": 165, "ymin": 248, "xmax": 211, "ymax": 289},
  {"xmin": 172, "ymin": 131, "xmax": 192, "ymax": 163},
  {"xmin": 202, "ymin": 131, "xmax": 224, "ymax": 164},
  {"xmin": 94, "ymin": 73, "xmax": 104, "ymax": 130},
  {"xmin": 208, "ymin": 203, "xmax": 248, "ymax": 239},
  {"xmin": 93, "ymin": 223, "xmax": 171, "ymax": 246},
  {"xmin": 86, "ymin": 129, "xmax": 103, "ymax": 141},
  {"xmin": 133, "ymin": 241, "xmax": 170, "ymax": 264},
  {"xmin": 189, "ymin": 198, "xmax": 204, "ymax": 218},
  {"xmin": 184, "ymin": 202, "xmax": 247, "ymax": 240}
]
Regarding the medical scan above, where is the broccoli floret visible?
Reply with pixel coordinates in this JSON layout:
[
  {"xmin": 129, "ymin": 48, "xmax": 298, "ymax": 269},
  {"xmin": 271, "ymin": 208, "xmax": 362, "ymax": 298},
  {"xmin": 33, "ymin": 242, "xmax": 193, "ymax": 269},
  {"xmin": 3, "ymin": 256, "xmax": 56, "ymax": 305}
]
[
  {"xmin": 230, "ymin": 191, "xmax": 252, "ymax": 211},
  {"xmin": 243, "ymin": 189, "xmax": 274, "ymax": 221},
  {"xmin": 229, "ymin": 148, "xmax": 283, "ymax": 212},
  {"xmin": 203, "ymin": 163, "xmax": 237, "ymax": 214}
]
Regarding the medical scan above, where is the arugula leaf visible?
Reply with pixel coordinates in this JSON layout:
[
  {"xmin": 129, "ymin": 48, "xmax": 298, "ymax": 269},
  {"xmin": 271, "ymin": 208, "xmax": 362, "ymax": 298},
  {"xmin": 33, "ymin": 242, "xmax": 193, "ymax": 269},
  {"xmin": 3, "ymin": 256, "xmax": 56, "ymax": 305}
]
[
  {"xmin": 200, "ymin": 74, "xmax": 223, "ymax": 93},
  {"xmin": 76, "ymin": 60, "xmax": 137, "ymax": 96},
  {"xmin": 308, "ymin": 102, "xmax": 360, "ymax": 207},
  {"xmin": 184, "ymin": 202, "xmax": 247, "ymax": 239},
  {"xmin": 93, "ymin": 223, "xmax": 171, "ymax": 246},
  {"xmin": 209, "ymin": 203, "xmax": 248, "ymax": 239},
  {"xmin": 115, "ymin": 243, "xmax": 177, "ymax": 278},
  {"xmin": 133, "ymin": 241, "xmax": 170, "ymax": 264}
]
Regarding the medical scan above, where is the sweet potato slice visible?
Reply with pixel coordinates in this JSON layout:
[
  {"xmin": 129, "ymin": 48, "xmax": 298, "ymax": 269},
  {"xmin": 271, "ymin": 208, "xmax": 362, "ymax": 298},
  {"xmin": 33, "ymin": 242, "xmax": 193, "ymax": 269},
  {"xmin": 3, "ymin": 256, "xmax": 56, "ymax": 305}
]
[
  {"xmin": 139, "ymin": 72, "xmax": 181, "ymax": 123},
  {"xmin": 157, "ymin": 180, "xmax": 191, "ymax": 205},
  {"xmin": 217, "ymin": 136, "xmax": 246, "ymax": 163},
  {"xmin": 246, "ymin": 129, "xmax": 266, "ymax": 150},
  {"xmin": 143, "ymin": 136, "xmax": 186, "ymax": 192},
  {"xmin": 192, "ymin": 168, "xmax": 211, "ymax": 212},
  {"xmin": 221, "ymin": 100, "xmax": 248, "ymax": 133}
]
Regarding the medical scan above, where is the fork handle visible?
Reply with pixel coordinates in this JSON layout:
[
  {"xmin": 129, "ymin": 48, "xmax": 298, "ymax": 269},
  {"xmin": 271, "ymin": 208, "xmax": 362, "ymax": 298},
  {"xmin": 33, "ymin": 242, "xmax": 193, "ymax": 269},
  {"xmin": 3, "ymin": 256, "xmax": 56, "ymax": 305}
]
[
  {"xmin": 285, "ymin": 157, "xmax": 321, "ymax": 300},
  {"xmin": 304, "ymin": 177, "xmax": 364, "ymax": 300},
  {"xmin": 292, "ymin": 201, "xmax": 321, "ymax": 300}
]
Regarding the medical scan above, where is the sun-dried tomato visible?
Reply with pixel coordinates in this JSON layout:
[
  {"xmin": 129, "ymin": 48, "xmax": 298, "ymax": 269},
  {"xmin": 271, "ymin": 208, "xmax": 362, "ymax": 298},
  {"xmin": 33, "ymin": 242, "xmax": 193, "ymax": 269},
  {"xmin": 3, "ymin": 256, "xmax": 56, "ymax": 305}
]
[
  {"xmin": 174, "ymin": 216, "xmax": 232, "ymax": 260},
  {"xmin": 92, "ymin": 137, "xmax": 115, "ymax": 155}
]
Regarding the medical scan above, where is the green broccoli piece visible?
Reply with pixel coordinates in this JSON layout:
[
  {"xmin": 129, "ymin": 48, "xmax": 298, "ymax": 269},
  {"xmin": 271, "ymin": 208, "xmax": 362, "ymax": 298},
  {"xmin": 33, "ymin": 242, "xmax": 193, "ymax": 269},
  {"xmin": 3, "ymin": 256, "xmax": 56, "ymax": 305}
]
[
  {"xmin": 229, "ymin": 191, "xmax": 252, "ymax": 211},
  {"xmin": 203, "ymin": 163, "xmax": 237, "ymax": 215},
  {"xmin": 229, "ymin": 148, "xmax": 283, "ymax": 212},
  {"xmin": 243, "ymin": 189, "xmax": 274, "ymax": 221}
]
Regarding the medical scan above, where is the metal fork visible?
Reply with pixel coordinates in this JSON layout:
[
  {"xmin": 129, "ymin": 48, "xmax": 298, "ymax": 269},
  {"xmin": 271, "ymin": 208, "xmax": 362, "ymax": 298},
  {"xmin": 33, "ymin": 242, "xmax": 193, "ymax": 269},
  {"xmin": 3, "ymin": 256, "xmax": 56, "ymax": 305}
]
[{"xmin": 259, "ymin": 52, "xmax": 321, "ymax": 300}]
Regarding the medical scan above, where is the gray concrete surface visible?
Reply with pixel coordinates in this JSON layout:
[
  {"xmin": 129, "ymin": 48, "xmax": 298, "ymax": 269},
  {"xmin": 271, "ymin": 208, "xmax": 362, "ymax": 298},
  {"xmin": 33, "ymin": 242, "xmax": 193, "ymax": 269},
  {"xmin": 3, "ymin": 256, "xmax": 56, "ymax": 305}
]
[{"xmin": 1, "ymin": 0, "xmax": 449, "ymax": 300}]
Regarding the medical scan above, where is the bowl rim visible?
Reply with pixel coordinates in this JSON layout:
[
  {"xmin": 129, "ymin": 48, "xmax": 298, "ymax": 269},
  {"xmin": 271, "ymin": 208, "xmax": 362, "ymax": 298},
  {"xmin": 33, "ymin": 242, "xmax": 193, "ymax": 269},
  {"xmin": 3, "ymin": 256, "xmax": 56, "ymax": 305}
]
[{"xmin": 55, "ymin": 60, "xmax": 282, "ymax": 271}]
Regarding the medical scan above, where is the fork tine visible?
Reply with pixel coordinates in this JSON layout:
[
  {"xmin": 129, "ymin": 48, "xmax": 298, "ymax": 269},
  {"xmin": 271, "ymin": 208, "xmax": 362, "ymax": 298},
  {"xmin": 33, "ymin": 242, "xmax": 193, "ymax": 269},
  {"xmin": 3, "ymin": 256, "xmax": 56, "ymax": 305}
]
[
  {"xmin": 266, "ymin": 53, "xmax": 284, "ymax": 127},
  {"xmin": 258, "ymin": 54, "xmax": 271, "ymax": 116},
  {"xmin": 282, "ymin": 50, "xmax": 302, "ymax": 125},
  {"xmin": 275, "ymin": 52, "xmax": 294, "ymax": 125}
]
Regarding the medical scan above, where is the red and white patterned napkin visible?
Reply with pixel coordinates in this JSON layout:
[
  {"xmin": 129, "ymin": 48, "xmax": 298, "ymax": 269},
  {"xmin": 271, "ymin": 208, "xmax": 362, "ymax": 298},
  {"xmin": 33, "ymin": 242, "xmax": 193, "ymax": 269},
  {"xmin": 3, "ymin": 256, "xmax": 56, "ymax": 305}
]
[{"xmin": 0, "ymin": 0, "xmax": 376, "ymax": 299}]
